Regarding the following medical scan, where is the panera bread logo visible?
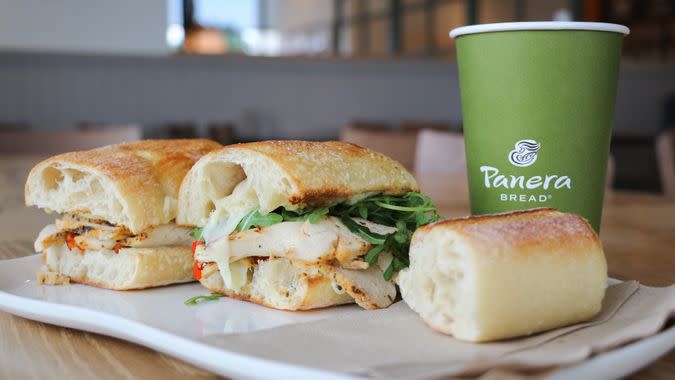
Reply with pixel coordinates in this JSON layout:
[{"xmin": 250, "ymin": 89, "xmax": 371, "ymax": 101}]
[
  {"xmin": 508, "ymin": 139, "xmax": 540, "ymax": 167},
  {"xmin": 479, "ymin": 138, "xmax": 572, "ymax": 203}
]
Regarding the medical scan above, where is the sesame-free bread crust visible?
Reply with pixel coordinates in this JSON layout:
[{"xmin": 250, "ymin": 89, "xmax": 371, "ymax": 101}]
[
  {"xmin": 398, "ymin": 208, "xmax": 607, "ymax": 342},
  {"xmin": 26, "ymin": 139, "xmax": 221, "ymax": 233},
  {"xmin": 43, "ymin": 243, "xmax": 194, "ymax": 290},
  {"xmin": 416, "ymin": 208, "xmax": 601, "ymax": 256},
  {"xmin": 177, "ymin": 140, "xmax": 419, "ymax": 226}
]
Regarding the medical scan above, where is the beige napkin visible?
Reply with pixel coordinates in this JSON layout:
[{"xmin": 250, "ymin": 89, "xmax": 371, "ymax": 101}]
[{"xmin": 200, "ymin": 281, "xmax": 675, "ymax": 379}]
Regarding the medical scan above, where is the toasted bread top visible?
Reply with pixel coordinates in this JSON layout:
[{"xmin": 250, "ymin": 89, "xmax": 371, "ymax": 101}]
[
  {"xmin": 177, "ymin": 140, "xmax": 419, "ymax": 226},
  {"xmin": 26, "ymin": 139, "xmax": 221, "ymax": 233}
]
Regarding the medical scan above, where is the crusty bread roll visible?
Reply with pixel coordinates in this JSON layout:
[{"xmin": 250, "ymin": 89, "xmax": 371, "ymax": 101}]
[
  {"xmin": 398, "ymin": 208, "xmax": 607, "ymax": 342},
  {"xmin": 177, "ymin": 140, "xmax": 419, "ymax": 226},
  {"xmin": 44, "ymin": 243, "xmax": 193, "ymax": 290},
  {"xmin": 26, "ymin": 139, "xmax": 222, "ymax": 234}
]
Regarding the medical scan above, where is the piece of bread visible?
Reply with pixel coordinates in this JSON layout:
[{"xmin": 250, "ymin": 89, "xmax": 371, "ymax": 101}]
[
  {"xmin": 26, "ymin": 139, "xmax": 221, "ymax": 233},
  {"xmin": 199, "ymin": 259, "xmax": 355, "ymax": 310},
  {"xmin": 44, "ymin": 243, "xmax": 194, "ymax": 290},
  {"xmin": 177, "ymin": 140, "xmax": 419, "ymax": 226},
  {"xmin": 37, "ymin": 270, "xmax": 71, "ymax": 285},
  {"xmin": 398, "ymin": 208, "xmax": 607, "ymax": 342}
]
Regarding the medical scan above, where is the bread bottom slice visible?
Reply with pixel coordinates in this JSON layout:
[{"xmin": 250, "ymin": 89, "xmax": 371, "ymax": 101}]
[
  {"xmin": 199, "ymin": 258, "xmax": 355, "ymax": 310},
  {"xmin": 44, "ymin": 243, "xmax": 194, "ymax": 290}
]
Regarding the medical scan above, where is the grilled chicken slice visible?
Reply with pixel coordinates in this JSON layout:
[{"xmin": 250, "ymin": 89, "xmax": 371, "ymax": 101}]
[
  {"xmin": 121, "ymin": 224, "xmax": 193, "ymax": 247},
  {"xmin": 199, "ymin": 217, "xmax": 396, "ymax": 270},
  {"xmin": 323, "ymin": 265, "xmax": 397, "ymax": 309},
  {"xmin": 36, "ymin": 216, "xmax": 192, "ymax": 253}
]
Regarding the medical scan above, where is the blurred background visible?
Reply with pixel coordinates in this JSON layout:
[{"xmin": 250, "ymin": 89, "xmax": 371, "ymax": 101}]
[{"xmin": 0, "ymin": 0, "xmax": 674, "ymax": 194}]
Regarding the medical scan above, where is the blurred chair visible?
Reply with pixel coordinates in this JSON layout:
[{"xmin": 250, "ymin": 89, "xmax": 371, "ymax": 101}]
[
  {"xmin": 656, "ymin": 128, "xmax": 675, "ymax": 196},
  {"xmin": 340, "ymin": 124, "xmax": 417, "ymax": 171},
  {"xmin": 165, "ymin": 124, "xmax": 197, "ymax": 139},
  {"xmin": 0, "ymin": 122, "xmax": 30, "ymax": 131},
  {"xmin": 414, "ymin": 129, "xmax": 468, "ymax": 204},
  {"xmin": 77, "ymin": 122, "xmax": 139, "ymax": 131},
  {"xmin": 143, "ymin": 122, "xmax": 197, "ymax": 139},
  {"xmin": 347, "ymin": 121, "xmax": 391, "ymax": 131},
  {"xmin": 0, "ymin": 126, "xmax": 141, "ymax": 155},
  {"xmin": 207, "ymin": 122, "xmax": 235, "ymax": 145},
  {"xmin": 401, "ymin": 121, "xmax": 461, "ymax": 133},
  {"xmin": 414, "ymin": 129, "xmax": 466, "ymax": 177}
]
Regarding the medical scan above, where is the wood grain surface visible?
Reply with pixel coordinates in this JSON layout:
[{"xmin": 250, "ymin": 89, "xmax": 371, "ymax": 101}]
[{"xmin": 1, "ymin": 156, "xmax": 673, "ymax": 379}]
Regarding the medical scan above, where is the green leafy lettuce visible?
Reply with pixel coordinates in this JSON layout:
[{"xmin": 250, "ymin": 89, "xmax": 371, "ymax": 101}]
[
  {"xmin": 184, "ymin": 292, "xmax": 225, "ymax": 306},
  {"xmin": 192, "ymin": 192, "xmax": 440, "ymax": 280}
]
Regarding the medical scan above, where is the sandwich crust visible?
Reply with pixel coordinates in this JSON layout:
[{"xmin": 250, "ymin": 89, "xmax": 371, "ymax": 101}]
[
  {"xmin": 26, "ymin": 139, "xmax": 221, "ymax": 233},
  {"xmin": 43, "ymin": 244, "xmax": 194, "ymax": 290},
  {"xmin": 415, "ymin": 208, "xmax": 601, "ymax": 256},
  {"xmin": 177, "ymin": 140, "xmax": 419, "ymax": 226},
  {"xmin": 399, "ymin": 208, "xmax": 607, "ymax": 342}
]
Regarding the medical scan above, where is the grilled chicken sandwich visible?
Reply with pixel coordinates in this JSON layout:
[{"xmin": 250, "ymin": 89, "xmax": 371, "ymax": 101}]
[
  {"xmin": 178, "ymin": 140, "xmax": 439, "ymax": 310},
  {"xmin": 25, "ymin": 139, "xmax": 221, "ymax": 289}
]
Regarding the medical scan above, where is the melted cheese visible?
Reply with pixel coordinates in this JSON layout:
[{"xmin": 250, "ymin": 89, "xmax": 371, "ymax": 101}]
[
  {"xmin": 203, "ymin": 178, "xmax": 259, "ymax": 243},
  {"xmin": 198, "ymin": 178, "xmax": 262, "ymax": 289}
]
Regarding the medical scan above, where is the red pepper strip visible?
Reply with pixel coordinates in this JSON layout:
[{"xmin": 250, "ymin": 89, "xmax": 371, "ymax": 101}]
[
  {"xmin": 112, "ymin": 243, "xmax": 124, "ymax": 254},
  {"xmin": 251, "ymin": 256, "xmax": 268, "ymax": 266},
  {"xmin": 65, "ymin": 232, "xmax": 77, "ymax": 251},
  {"xmin": 191, "ymin": 241, "xmax": 204, "ymax": 256},
  {"xmin": 193, "ymin": 261, "xmax": 203, "ymax": 280}
]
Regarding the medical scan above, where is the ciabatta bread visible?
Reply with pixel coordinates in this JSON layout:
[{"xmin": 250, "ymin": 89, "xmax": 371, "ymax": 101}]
[
  {"xmin": 398, "ymin": 208, "xmax": 607, "ymax": 342},
  {"xmin": 177, "ymin": 140, "xmax": 419, "ymax": 226},
  {"xmin": 44, "ymin": 243, "xmax": 193, "ymax": 290},
  {"xmin": 26, "ymin": 139, "xmax": 221, "ymax": 234},
  {"xmin": 27, "ymin": 139, "xmax": 221, "ymax": 290}
]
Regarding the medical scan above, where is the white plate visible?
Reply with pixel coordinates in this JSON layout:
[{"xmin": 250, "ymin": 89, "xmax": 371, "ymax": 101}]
[{"xmin": 0, "ymin": 254, "xmax": 672, "ymax": 380}]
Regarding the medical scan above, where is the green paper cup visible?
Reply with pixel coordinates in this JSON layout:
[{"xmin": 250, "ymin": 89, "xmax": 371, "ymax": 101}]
[{"xmin": 450, "ymin": 22, "xmax": 629, "ymax": 231}]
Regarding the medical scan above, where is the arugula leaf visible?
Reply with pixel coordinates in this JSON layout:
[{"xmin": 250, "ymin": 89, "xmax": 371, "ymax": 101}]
[
  {"xmin": 307, "ymin": 207, "xmax": 329, "ymax": 223},
  {"xmin": 340, "ymin": 216, "xmax": 387, "ymax": 245},
  {"xmin": 374, "ymin": 201, "xmax": 436, "ymax": 212},
  {"xmin": 184, "ymin": 292, "xmax": 225, "ymax": 306},
  {"xmin": 364, "ymin": 244, "xmax": 385, "ymax": 264},
  {"xmin": 190, "ymin": 227, "xmax": 204, "ymax": 241},
  {"xmin": 357, "ymin": 204, "xmax": 368, "ymax": 219},
  {"xmin": 235, "ymin": 207, "xmax": 332, "ymax": 228},
  {"xmin": 383, "ymin": 262, "xmax": 395, "ymax": 281},
  {"xmin": 236, "ymin": 210, "xmax": 283, "ymax": 231},
  {"xmin": 280, "ymin": 209, "xmax": 305, "ymax": 222},
  {"xmin": 331, "ymin": 192, "xmax": 440, "ymax": 279}
]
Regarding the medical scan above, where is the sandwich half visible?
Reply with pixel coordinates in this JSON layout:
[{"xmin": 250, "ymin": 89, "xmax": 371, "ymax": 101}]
[
  {"xmin": 178, "ymin": 140, "xmax": 440, "ymax": 310},
  {"xmin": 26, "ymin": 139, "xmax": 222, "ymax": 290}
]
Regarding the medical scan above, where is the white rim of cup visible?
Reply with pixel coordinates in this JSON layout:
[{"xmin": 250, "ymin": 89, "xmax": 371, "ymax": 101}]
[{"xmin": 450, "ymin": 21, "xmax": 630, "ymax": 39}]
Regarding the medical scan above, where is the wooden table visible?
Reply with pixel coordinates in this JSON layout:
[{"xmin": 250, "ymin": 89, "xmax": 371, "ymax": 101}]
[{"xmin": 0, "ymin": 156, "xmax": 673, "ymax": 379}]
